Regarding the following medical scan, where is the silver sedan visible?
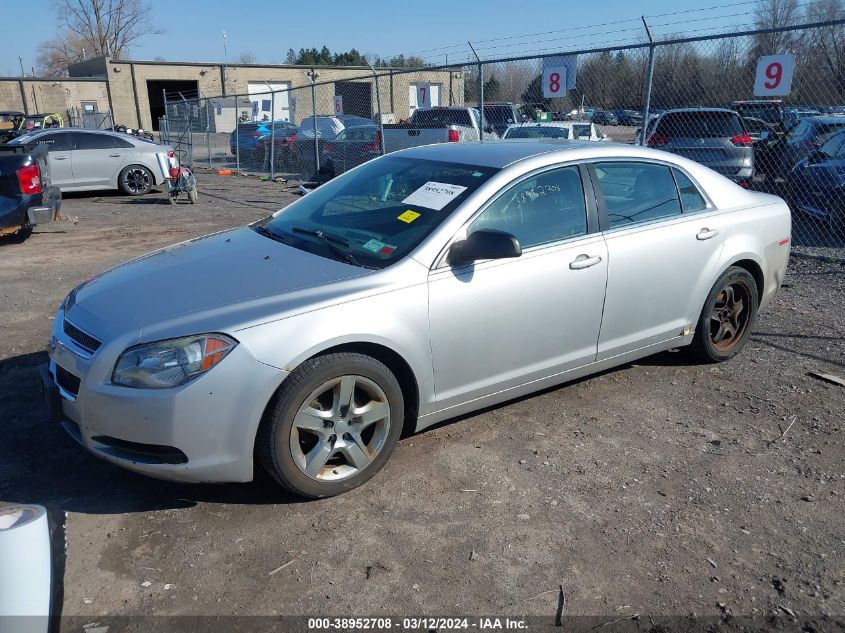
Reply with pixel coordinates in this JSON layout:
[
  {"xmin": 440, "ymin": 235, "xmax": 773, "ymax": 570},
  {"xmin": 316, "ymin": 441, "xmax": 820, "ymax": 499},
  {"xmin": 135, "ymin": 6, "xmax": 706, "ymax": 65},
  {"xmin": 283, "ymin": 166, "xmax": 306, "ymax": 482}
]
[
  {"xmin": 10, "ymin": 129, "xmax": 172, "ymax": 195},
  {"xmin": 42, "ymin": 141, "xmax": 791, "ymax": 498}
]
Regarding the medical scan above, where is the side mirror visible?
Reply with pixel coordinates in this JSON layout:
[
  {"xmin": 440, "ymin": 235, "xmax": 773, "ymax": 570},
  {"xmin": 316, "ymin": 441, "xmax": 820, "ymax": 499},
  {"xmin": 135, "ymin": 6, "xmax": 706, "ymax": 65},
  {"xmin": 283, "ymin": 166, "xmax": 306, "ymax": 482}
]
[{"xmin": 449, "ymin": 229, "xmax": 522, "ymax": 265}]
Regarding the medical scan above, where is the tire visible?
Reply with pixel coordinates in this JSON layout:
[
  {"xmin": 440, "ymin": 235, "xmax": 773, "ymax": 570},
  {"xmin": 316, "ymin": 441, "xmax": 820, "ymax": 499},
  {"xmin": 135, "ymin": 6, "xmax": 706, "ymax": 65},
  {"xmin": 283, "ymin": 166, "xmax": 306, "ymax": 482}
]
[
  {"xmin": 118, "ymin": 165, "xmax": 154, "ymax": 196},
  {"xmin": 256, "ymin": 353, "xmax": 404, "ymax": 499},
  {"xmin": 188, "ymin": 187, "xmax": 198, "ymax": 204},
  {"xmin": 5, "ymin": 226, "xmax": 33, "ymax": 243},
  {"xmin": 688, "ymin": 266, "xmax": 759, "ymax": 363}
]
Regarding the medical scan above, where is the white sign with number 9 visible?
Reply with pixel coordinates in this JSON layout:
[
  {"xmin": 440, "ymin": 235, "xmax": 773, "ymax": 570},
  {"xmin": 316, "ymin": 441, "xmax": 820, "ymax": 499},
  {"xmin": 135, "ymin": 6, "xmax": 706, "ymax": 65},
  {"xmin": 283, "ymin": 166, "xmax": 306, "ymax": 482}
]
[
  {"xmin": 753, "ymin": 54, "xmax": 795, "ymax": 97},
  {"xmin": 542, "ymin": 66, "xmax": 567, "ymax": 99}
]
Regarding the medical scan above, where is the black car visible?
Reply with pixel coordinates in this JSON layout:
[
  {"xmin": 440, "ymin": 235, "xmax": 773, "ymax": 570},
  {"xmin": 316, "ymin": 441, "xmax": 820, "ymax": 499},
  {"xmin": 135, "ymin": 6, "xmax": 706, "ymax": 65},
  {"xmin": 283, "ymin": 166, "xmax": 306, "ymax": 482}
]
[
  {"xmin": 612, "ymin": 109, "xmax": 643, "ymax": 126},
  {"xmin": 482, "ymin": 103, "xmax": 521, "ymax": 137},
  {"xmin": 591, "ymin": 110, "xmax": 619, "ymax": 125}
]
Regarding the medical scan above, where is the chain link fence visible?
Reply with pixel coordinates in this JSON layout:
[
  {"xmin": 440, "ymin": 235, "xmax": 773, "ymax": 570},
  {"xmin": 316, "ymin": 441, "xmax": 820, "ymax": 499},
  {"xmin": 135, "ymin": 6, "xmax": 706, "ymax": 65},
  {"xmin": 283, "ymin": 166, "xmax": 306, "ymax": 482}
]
[{"xmin": 162, "ymin": 18, "xmax": 845, "ymax": 255}]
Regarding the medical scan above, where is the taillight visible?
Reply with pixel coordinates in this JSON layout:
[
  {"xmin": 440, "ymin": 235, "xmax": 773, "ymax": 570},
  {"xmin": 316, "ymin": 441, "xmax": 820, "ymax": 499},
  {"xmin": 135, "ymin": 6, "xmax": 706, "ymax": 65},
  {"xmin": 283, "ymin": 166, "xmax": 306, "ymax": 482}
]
[
  {"xmin": 253, "ymin": 132, "xmax": 262, "ymax": 138},
  {"xmin": 364, "ymin": 130, "xmax": 382, "ymax": 151},
  {"xmin": 737, "ymin": 180, "xmax": 750, "ymax": 188},
  {"xmin": 17, "ymin": 163, "xmax": 41, "ymax": 195},
  {"xmin": 286, "ymin": 133, "xmax": 297, "ymax": 144},
  {"xmin": 322, "ymin": 143, "xmax": 333, "ymax": 153},
  {"xmin": 448, "ymin": 129, "xmax": 460, "ymax": 143},
  {"xmin": 647, "ymin": 133, "xmax": 668, "ymax": 147},
  {"xmin": 730, "ymin": 133, "xmax": 753, "ymax": 146},
  {"xmin": 167, "ymin": 150, "xmax": 175, "ymax": 158}
]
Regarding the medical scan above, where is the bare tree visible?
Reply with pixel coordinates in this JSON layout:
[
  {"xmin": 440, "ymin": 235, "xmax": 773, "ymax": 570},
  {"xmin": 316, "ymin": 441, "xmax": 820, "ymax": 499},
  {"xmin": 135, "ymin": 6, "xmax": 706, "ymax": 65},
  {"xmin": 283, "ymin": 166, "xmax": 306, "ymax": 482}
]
[
  {"xmin": 753, "ymin": 0, "xmax": 801, "ymax": 55},
  {"xmin": 36, "ymin": 31, "xmax": 89, "ymax": 76},
  {"xmin": 236, "ymin": 52, "xmax": 257, "ymax": 64},
  {"xmin": 37, "ymin": 0, "xmax": 161, "ymax": 74}
]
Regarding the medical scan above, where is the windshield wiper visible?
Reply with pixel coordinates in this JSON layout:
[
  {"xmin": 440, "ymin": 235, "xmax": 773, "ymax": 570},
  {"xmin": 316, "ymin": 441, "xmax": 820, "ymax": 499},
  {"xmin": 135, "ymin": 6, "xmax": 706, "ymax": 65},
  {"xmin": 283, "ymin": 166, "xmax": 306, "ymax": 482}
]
[
  {"xmin": 290, "ymin": 226, "xmax": 362, "ymax": 267},
  {"xmin": 252, "ymin": 224, "xmax": 292, "ymax": 244}
]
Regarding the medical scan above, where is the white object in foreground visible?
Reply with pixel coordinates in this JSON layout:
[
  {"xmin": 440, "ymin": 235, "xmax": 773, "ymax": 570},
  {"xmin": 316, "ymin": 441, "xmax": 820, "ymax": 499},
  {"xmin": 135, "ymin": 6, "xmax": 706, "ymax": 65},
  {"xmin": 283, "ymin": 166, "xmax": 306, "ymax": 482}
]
[{"xmin": 0, "ymin": 504, "xmax": 51, "ymax": 633}]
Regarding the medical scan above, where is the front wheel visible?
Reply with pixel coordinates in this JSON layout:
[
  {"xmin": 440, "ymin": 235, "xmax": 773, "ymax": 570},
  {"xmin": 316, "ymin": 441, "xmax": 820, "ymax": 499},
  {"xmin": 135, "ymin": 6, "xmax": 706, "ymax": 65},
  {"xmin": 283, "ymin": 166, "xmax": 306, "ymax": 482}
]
[
  {"xmin": 256, "ymin": 353, "xmax": 404, "ymax": 498},
  {"xmin": 118, "ymin": 165, "xmax": 154, "ymax": 196},
  {"xmin": 688, "ymin": 266, "xmax": 759, "ymax": 363}
]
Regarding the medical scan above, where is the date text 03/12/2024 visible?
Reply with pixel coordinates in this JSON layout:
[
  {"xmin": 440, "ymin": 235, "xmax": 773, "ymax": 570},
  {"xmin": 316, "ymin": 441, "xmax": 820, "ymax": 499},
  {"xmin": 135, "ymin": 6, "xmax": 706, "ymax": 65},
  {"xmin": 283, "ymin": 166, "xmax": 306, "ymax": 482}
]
[{"xmin": 307, "ymin": 617, "xmax": 529, "ymax": 630}]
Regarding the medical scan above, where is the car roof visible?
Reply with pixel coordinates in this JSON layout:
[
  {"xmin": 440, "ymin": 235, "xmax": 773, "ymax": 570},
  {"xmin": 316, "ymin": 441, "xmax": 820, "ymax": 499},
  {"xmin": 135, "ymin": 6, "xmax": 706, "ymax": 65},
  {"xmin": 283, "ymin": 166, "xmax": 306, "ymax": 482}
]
[
  {"xmin": 660, "ymin": 107, "xmax": 739, "ymax": 115},
  {"xmin": 397, "ymin": 140, "xmax": 665, "ymax": 168},
  {"xmin": 801, "ymin": 116, "xmax": 845, "ymax": 124}
]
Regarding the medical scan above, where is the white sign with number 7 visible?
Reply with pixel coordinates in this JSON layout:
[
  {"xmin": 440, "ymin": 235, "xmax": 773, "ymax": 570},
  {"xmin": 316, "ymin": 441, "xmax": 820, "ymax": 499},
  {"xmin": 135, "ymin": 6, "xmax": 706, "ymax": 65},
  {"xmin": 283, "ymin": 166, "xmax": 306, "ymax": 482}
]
[
  {"xmin": 542, "ymin": 66, "xmax": 567, "ymax": 99},
  {"xmin": 753, "ymin": 54, "xmax": 795, "ymax": 97},
  {"xmin": 416, "ymin": 83, "xmax": 432, "ymax": 109}
]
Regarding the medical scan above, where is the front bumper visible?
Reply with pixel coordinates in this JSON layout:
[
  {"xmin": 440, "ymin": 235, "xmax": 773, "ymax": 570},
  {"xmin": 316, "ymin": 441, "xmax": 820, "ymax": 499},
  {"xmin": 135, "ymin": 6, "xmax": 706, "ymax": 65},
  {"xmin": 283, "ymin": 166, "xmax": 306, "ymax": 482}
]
[{"xmin": 42, "ymin": 314, "xmax": 287, "ymax": 483}]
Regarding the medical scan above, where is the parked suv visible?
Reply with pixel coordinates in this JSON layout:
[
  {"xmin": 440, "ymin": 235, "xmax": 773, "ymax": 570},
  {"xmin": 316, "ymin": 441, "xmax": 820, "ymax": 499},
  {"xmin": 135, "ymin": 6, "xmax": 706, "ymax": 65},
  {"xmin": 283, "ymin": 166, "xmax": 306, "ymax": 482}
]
[{"xmin": 646, "ymin": 108, "xmax": 753, "ymax": 183}]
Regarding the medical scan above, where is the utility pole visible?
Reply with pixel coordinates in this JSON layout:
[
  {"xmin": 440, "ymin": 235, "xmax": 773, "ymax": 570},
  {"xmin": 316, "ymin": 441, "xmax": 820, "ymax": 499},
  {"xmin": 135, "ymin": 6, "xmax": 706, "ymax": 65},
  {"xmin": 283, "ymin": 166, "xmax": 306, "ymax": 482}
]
[{"xmin": 18, "ymin": 57, "xmax": 25, "ymax": 76}]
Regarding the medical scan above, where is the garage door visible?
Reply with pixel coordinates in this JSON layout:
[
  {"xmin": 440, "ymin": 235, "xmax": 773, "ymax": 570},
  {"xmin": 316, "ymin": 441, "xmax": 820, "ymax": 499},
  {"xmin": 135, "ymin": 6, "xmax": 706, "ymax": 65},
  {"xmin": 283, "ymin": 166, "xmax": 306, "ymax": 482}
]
[
  {"xmin": 334, "ymin": 81, "xmax": 373, "ymax": 118},
  {"xmin": 247, "ymin": 82, "xmax": 292, "ymax": 121}
]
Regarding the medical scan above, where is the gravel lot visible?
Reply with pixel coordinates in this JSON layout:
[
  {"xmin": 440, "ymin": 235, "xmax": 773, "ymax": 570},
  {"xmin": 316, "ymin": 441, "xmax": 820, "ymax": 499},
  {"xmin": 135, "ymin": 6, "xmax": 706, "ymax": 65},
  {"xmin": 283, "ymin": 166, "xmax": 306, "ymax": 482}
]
[{"xmin": 0, "ymin": 170, "xmax": 843, "ymax": 630}]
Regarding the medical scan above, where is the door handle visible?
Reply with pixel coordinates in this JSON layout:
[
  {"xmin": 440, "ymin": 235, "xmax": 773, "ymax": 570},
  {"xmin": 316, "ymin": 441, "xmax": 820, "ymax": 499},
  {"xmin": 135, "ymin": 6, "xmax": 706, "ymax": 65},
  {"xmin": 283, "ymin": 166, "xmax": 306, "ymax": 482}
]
[
  {"xmin": 108, "ymin": 153, "xmax": 122, "ymax": 157},
  {"xmin": 697, "ymin": 228, "xmax": 720, "ymax": 240},
  {"xmin": 569, "ymin": 254, "xmax": 603, "ymax": 270},
  {"xmin": 54, "ymin": 156, "xmax": 68, "ymax": 160}
]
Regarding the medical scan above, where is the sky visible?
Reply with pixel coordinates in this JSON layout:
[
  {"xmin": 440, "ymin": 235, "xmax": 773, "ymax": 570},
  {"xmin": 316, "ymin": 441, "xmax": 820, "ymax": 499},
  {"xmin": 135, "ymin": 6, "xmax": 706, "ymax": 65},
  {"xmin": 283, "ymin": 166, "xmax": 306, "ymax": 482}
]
[{"xmin": 0, "ymin": 0, "xmax": 761, "ymax": 75}]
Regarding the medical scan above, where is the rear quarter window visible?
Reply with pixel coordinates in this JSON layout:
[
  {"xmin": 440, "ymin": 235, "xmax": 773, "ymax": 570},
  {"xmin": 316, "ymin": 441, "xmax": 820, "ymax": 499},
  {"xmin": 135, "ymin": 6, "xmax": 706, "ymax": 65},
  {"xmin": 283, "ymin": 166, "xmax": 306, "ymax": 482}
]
[{"xmin": 672, "ymin": 169, "xmax": 707, "ymax": 212}]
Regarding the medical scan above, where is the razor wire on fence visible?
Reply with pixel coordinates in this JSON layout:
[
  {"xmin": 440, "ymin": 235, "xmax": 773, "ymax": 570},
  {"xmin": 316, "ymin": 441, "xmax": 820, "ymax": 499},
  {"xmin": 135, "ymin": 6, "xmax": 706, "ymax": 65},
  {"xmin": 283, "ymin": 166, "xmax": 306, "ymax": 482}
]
[{"xmin": 162, "ymin": 17, "xmax": 845, "ymax": 254}]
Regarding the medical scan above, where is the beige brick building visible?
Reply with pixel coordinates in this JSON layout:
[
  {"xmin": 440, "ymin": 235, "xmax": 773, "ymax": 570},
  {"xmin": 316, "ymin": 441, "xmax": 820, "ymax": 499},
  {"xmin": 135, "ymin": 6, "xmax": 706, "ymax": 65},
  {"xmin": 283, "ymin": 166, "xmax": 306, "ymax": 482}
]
[{"xmin": 0, "ymin": 56, "xmax": 464, "ymax": 131}]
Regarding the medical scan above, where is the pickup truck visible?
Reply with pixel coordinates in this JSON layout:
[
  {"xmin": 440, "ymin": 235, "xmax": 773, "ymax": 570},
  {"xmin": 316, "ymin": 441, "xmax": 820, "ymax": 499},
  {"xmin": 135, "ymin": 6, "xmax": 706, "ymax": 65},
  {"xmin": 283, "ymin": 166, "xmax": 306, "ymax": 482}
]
[
  {"xmin": 0, "ymin": 143, "xmax": 61, "ymax": 243},
  {"xmin": 381, "ymin": 107, "xmax": 498, "ymax": 152}
]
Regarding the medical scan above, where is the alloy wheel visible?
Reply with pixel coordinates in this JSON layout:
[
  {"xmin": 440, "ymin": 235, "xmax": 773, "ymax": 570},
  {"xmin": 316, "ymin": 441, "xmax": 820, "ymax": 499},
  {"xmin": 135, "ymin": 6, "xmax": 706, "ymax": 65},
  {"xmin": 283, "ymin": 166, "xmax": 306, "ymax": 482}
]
[
  {"xmin": 289, "ymin": 375, "xmax": 391, "ymax": 481},
  {"xmin": 709, "ymin": 279, "xmax": 752, "ymax": 352},
  {"xmin": 123, "ymin": 168, "xmax": 151, "ymax": 194}
]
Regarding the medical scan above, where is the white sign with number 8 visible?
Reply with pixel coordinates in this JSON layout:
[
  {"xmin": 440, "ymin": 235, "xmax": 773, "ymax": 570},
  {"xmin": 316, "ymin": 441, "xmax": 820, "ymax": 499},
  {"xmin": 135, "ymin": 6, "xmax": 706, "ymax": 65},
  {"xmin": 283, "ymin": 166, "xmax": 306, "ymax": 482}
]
[
  {"xmin": 753, "ymin": 54, "xmax": 795, "ymax": 97},
  {"xmin": 542, "ymin": 66, "xmax": 567, "ymax": 99}
]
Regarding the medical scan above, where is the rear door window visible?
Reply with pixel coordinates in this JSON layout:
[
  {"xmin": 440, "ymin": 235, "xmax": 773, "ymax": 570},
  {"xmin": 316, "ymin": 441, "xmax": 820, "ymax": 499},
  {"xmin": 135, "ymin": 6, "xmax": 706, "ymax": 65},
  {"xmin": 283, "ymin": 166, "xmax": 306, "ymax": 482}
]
[
  {"xmin": 75, "ymin": 132, "xmax": 120, "ymax": 150},
  {"xmin": 656, "ymin": 112, "xmax": 743, "ymax": 138},
  {"xmin": 814, "ymin": 123, "xmax": 845, "ymax": 144},
  {"xmin": 820, "ymin": 133, "xmax": 845, "ymax": 158},
  {"xmin": 593, "ymin": 162, "xmax": 682, "ymax": 228}
]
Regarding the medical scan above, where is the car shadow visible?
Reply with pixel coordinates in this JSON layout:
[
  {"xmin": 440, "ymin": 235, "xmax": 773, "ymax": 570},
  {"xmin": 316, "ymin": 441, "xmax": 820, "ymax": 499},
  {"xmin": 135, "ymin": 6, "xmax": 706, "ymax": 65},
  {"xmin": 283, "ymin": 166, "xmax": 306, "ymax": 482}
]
[{"xmin": 0, "ymin": 351, "xmax": 301, "ymax": 515}]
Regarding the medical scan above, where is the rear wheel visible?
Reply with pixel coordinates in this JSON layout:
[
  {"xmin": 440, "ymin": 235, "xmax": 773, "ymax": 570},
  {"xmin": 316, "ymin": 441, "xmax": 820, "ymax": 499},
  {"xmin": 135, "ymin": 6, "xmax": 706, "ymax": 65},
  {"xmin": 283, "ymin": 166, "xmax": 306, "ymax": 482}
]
[
  {"xmin": 4, "ymin": 226, "xmax": 33, "ymax": 243},
  {"xmin": 119, "ymin": 165, "xmax": 154, "ymax": 196},
  {"xmin": 257, "ymin": 353, "xmax": 404, "ymax": 498},
  {"xmin": 689, "ymin": 266, "xmax": 758, "ymax": 362}
]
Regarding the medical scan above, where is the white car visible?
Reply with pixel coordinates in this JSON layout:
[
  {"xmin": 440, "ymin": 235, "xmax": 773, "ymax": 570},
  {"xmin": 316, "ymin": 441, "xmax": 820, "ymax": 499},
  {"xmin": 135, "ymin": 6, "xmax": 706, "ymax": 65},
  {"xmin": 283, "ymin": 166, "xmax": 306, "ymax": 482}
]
[{"xmin": 502, "ymin": 122, "xmax": 608, "ymax": 142}]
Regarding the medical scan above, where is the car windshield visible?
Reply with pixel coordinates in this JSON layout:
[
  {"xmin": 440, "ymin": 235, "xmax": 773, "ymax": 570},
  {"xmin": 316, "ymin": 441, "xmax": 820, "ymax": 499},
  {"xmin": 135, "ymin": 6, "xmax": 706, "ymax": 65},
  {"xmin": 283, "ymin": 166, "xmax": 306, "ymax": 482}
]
[
  {"xmin": 298, "ymin": 118, "xmax": 343, "ymax": 138},
  {"xmin": 8, "ymin": 132, "xmax": 38, "ymax": 144},
  {"xmin": 734, "ymin": 103, "xmax": 781, "ymax": 123},
  {"xmin": 505, "ymin": 126, "xmax": 569, "ymax": 139},
  {"xmin": 657, "ymin": 112, "xmax": 743, "ymax": 138},
  {"xmin": 254, "ymin": 156, "xmax": 498, "ymax": 268},
  {"xmin": 813, "ymin": 123, "xmax": 845, "ymax": 143}
]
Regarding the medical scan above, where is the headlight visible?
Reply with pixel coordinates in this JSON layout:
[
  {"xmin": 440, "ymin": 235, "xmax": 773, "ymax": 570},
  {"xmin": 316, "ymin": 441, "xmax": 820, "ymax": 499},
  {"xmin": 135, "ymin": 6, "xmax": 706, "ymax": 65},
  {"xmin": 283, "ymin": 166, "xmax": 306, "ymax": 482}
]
[{"xmin": 112, "ymin": 334, "xmax": 237, "ymax": 389}]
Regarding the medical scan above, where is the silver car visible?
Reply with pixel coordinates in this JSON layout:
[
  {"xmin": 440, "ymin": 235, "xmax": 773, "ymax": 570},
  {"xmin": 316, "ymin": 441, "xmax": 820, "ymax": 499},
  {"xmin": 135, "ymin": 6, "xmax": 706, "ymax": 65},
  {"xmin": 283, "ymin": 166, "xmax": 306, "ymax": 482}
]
[
  {"xmin": 42, "ymin": 141, "xmax": 791, "ymax": 498},
  {"xmin": 646, "ymin": 108, "xmax": 754, "ymax": 184},
  {"xmin": 10, "ymin": 129, "xmax": 171, "ymax": 195}
]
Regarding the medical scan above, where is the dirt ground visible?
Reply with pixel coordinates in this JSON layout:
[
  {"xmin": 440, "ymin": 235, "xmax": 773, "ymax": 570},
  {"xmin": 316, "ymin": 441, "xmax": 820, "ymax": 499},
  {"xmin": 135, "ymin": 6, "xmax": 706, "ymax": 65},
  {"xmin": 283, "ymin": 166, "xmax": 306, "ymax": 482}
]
[{"xmin": 0, "ymin": 170, "xmax": 843, "ymax": 630}]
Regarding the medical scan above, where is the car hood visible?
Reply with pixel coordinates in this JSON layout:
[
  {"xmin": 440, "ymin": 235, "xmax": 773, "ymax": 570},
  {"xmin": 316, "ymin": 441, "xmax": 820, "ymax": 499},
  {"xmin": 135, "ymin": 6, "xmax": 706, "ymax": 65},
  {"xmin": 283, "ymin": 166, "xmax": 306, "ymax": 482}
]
[{"xmin": 67, "ymin": 226, "xmax": 370, "ymax": 337}]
